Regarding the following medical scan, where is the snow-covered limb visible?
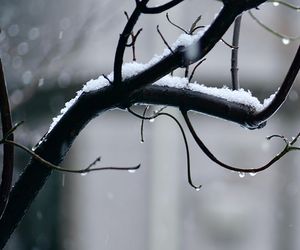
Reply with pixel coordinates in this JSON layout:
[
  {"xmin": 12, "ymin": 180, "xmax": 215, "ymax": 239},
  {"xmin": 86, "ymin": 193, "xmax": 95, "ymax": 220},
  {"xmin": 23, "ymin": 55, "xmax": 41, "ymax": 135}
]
[
  {"xmin": 49, "ymin": 71, "xmax": 271, "ymax": 132},
  {"xmin": 49, "ymin": 55, "xmax": 277, "ymax": 132}
]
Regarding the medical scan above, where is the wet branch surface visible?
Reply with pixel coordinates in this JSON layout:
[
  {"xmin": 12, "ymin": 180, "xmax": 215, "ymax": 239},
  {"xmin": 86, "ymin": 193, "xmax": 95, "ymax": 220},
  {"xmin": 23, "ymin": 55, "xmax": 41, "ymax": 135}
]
[
  {"xmin": 0, "ymin": 0, "xmax": 298, "ymax": 247},
  {"xmin": 0, "ymin": 58, "xmax": 14, "ymax": 220}
]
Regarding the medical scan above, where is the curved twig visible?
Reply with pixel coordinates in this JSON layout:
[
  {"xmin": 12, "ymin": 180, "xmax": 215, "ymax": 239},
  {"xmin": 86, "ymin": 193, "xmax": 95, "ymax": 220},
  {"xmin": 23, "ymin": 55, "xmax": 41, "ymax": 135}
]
[
  {"xmin": 249, "ymin": 10, "xmax": 300, "ymax": 42},
  {"xmin": 156, "ymin": 25, "xmax": 174, "ymax": 54},
  {"xmin": 221, "ymin": 38, "xmax": 238, "ymax": 49},
  {"xmin": 166, "ymin": 13, "xmax": 188, "ymax": 34},
  {"xmin": 113, "ymin": 1, "xmax": 149, "ymax": 84},
  {"xmin": 267, "ymin": 0, "xmax": 300, "ymax": 10},
  {"xmin": 188, "ymin": 58, "xmax": 206, "ymax": 82},
  {"xmin": 128, "ymin": 107, "xmax": 201, "ymax": 189},
  {"xmin": 124, "ymin": 11, "xmax": 143, "ymax": 61},
  {"xmin": 251, "ymin": 45, "xmax": 300, "ymax": 124},
  {"xmin": 0, "ymin": 58, "xmax": 14, "ymax": 219},
  {"xmin": 138, "ymin": 0, "xmax": 184, "ymax": 14},
  {"xmin": 140, "ymin": 105, "xmax": 149, "ymax": 143},
  {"xmin": 1, "ymin": 139, "xmax": 140, "ymax": 174},
  {"xmin": 181, "ymin": 109, "xmax": 300, "ymax": 174}
]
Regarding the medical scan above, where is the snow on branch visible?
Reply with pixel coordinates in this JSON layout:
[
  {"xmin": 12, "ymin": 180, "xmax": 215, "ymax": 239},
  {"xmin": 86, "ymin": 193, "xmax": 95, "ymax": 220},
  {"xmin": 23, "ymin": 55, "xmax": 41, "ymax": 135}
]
[{"xmin": 48, "ymin": 58, "xmax": 276, "ymax": 133}]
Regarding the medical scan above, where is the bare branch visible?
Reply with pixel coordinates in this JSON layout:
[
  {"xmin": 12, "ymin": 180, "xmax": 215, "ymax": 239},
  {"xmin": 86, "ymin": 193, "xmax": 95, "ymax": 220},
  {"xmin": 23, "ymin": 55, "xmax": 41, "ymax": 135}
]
[
  {"xmin": 252, "ymin": 45, "xmax": 300, "ymax": 124},
  {"xmin": 189, "ymin": 15, "xmax": 202, "ymax": 34},
  {"xmin": 231, "ymin": 14, "xmax": 242, "ymax": 90},
  {"xmin": 113, "ymin": 2, "xmax": 147, "ymax": 84},
  {"xmin": 156, "ymin": 25, "xmax": 174, "ymax": 54},
  {"xmin": 267, "ymin": 0, "xmax": 300, "ymax": 11},
  {"xmin": 166, "ymin": 13, "xmax": 188, "ymax": 34},
  {"xmin": 188, "ymin": 58, "xmax": 206, "ymax": 82},
  {"xmin": 138, "ymin": 0, "xmax": 184, "ymax": 14},
  {"xmin": 249, "ymin": 10, "xmax": 300, "ymax": 42},
  {"xmin": 124, "ymin": 11, "xmax": 143, "ymax": 61},
  {"xmin": 1, "ymin": 139, "xmax": 140, "ymax": 174},
  {"xmin": 220, "ymin": 38, "xmax": 238, "ymax": 49},
  {"xmin": 128, "ymin": 107, "xmax": 201, "ymax": 190},
  {"xmin": 0, "ymin": 58, "xmax": 14, "ymax": 219},
  {"xmin": 102, "ymin": 74, "xmax": 112, "ymax": 84},
  {"xmin": 181, "ymin": 109, "xmax": 300, "ymax": 174}
]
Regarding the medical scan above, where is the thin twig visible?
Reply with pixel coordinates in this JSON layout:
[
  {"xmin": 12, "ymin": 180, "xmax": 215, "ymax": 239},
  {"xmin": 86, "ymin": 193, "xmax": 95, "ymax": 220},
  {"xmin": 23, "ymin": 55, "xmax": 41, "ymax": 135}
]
[
  {"xmin": 124, "ymin": 11, "xmax": 143, "ymax": 61},
  {"xmin": 221, "ymin": 38, "xmax": 238, "ymax": 49},
  {"xmin": 0, "ymin": 57, "xmax": 14, "ymax": 218},
  {"xmin": 140, "ymin": 106, "xmax": 149, "ymax": 143},
  {"xmin": 231, "ymin": 14, "xmax": 242, "ymax": 90},
  {"xmin": 267, "ymin": 0, "xmax": 300, "ymax": 10},
  {"xmin": 249, "ymin": 10, "xmax": 300, "ymax": 42},
  {"xmin": 113, "ymin": 1, "xmax": 149, "ymax": 84},
  {"xmin": 102, "ymin": 74, "xmax": 112, "ymax": 84},
  {"xmin": 0, "ymin": 140, "xmax": 140, "ymax": 174},
  {"xmin": 181, "ymin": 109, "xmax": 300, "ymax": 174},
  {"xmin": 156, "ymin": 25, "xmax": 174, "ymax": 54},
  {"xmin": 128, "ymin": 107, "xmax": 201, "ymax": 189},
  {"xmin": 166, "ymin": 13, "xmax": 188, "ymax": 34},
  {"xmin": 138, "ymin": 0, "xmax": 184, "ymax": 14},
  {"xmin": 252, "ymin": 45, "xmax": 300, "ymax": 123},
  {"xmin": 189, "ymin": 15, "xmax": 203, "ymax": 34},
  {"xmin": 165, "ymin": 13, "xmax": 204, "ymax": 79},
  {"xmin": 188, "ymin": 58, "xmax": 206, "ymax": 82},
  {"xmin": 157, "ymin": 112, "xmax": 201, "ymax": 190}
]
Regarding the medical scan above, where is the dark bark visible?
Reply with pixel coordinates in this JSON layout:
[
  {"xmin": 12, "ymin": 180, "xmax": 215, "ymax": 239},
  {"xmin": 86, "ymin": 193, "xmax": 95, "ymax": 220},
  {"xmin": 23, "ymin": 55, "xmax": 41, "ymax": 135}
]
[
  {"xmin": 0, "ymin": 59, "xmax": 14, "ymax": 219},
  {"xmin": 2, "ymin": 0, "xmax": 298, "ymax": 247}
]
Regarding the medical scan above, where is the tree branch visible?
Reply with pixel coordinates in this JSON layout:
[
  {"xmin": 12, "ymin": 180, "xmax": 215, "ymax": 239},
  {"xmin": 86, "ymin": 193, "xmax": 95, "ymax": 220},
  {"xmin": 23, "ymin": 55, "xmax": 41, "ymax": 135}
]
[
  {"xmin": 0, "ymin": 0, "xmax": 279, "ymax": 246},
  {"xmin": 137, "ymin": 0, "xmax": 184, "ymax": 14},
  {"xmin": 251, "ymin": 45, "xmax": 300, "ymax": 124},
  {"xmin": 181, "ymin": 109, "xmax": 300, "ymax": 174},
  {"xmin": 231, "ymin": 14, "xmax": 242, "ymax": 90},
  {"xmin": 113, "ymin": 0, "xmax": 149, "ymax": 84},
  {"xmin": 0, "ymin": 58, "xmax": 14, "ymax": 219}
]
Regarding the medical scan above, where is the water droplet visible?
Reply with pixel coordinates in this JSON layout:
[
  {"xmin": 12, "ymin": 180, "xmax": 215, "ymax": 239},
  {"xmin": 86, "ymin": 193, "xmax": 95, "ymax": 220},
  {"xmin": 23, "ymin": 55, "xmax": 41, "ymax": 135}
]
[
  {"xmin": 80, "ymin": 172, "xmax": 87, "ymax": 176},
  {"xmin": 149, "ymin": 118, "xmax": 155, "ymax": 123},
  {"xmin": 195, "ymin": 187, "xmax": 201, "ymax": 191},
  {"xmin": 282, "ymin": 38, "xmax": 290, "ymax": 45},
  {"xmin": 128, "ymin": 169, "xmax": 136, "ymax": 173},
  {"xmin": 59, "ymin": 31, "xmax": 64, "ymax": 39},
  {"xmin": 272, "ymin": 1, "xmax": 279, "ymax": 6},
  {"xmin": 239, "ymin": 172, "xmax": 245, "ymax": 178},
  {"xmin": 249, "ymin": 172, "xmax": 257, "ymax": 177}
]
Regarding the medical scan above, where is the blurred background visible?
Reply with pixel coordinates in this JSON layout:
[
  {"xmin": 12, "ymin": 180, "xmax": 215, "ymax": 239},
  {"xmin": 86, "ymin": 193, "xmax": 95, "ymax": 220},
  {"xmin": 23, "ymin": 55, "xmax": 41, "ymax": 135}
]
[{"xmin": 0, "ymin": 0, "xmax": 300, "ymax": 249}]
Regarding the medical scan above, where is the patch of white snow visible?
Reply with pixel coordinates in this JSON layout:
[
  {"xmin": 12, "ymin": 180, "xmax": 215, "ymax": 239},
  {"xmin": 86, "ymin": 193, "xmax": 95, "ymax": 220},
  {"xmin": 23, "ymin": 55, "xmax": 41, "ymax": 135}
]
[{"xmin": 47, "ymin": 26, "xmax": 276, "ymax": 134}]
